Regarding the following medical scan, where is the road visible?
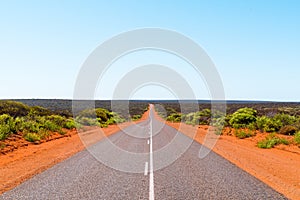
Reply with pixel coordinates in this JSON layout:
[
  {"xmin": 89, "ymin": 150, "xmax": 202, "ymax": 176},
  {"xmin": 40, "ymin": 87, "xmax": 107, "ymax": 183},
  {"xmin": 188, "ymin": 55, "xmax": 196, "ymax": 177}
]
[{"xmin": 0, "ymin": 107, "xmax": 287, "ymax": 200}]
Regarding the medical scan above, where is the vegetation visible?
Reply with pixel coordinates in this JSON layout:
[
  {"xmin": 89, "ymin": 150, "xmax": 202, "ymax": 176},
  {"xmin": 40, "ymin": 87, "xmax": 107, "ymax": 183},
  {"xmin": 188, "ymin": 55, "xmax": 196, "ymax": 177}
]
[
  {"xmin": 229, "ymin": 108, "xmax": 257, "ymax": 129},
  {"xmin": 257, "ymin": 133, "xmax": 290, "ymax": 149},
  {"xmin": 2, "ymin": 99, "xmax": 300, "ymax": 149},
  {"xmin": 256, "ymin": 116, "xmax": 281, "ymax": 132},
  {"xmin": 0, "ymin": 114, "xmax": 16, "ymax": 140},
  {"xmin": 294, "ymin": 131, "xmax": 300, "ymax": 145},
  {"xmin": 0, "ymin": 101, "xmax": 30, "ymax": 117},
  {"xmin": 75, "ymin": 108, "xmax": 126, "ymax": 127},
  {"xmin": 0, "ymin": 101, "xmax": 83, "ymax": 143},
  {"xmin": 234, "ymin": 129, "xmax": 255, "ymax": 139},
  {"xmin": 181, "ymin": 109, "xmax": 212, "ymax": 126},
  {"xmin": 279, "ymin": 125, "xmax": 297, "ymax": 135},
  {"xmin": 24, "ymin": 133, "xmax": 41, "ymax": 142},
  {"xmin": 131, "ymin": 114, "xmax": 142, "ymax": 121},
  {"xmin": 0, "ymin": 100, "xmax": 142, "ymax": 144},
  {"xmin": 166, "ymin": 113, "xmax": 182, "ymax": 122},
  {"xmin": 160, "ymin": 102, "xmax": 300, "ymax": 148}
]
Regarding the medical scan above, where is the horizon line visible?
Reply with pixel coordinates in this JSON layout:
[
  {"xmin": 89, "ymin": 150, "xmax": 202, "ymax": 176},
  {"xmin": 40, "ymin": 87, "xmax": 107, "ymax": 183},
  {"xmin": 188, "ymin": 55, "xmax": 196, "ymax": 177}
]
[{"xmin": 1, "ymin": 98, "xmax": 300, "ymax": 103}]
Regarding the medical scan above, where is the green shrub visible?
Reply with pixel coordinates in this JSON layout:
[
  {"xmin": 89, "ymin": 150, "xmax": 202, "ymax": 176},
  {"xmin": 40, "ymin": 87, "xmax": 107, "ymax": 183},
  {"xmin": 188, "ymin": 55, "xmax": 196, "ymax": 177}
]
[
  {"xmin": 96, "ymin": 108, "xmax": 112, "ymax": 122},
  {"xmin": 274, "ymin": 113, "xmax": 297, "ymax": 126},
  {"xmin": 256, "ymin": 116, "xmax": 282, "ymax": 132},
  {"xmin": 294, "ymin": 132, "xmax": 300, "ymax": 145},
  {"xmin": 247, "ymin": 122, "xmax": 257, "ymax": 131},
  {"xmin": 64, "ymin": 119, "xmax": 77, "ymax": 129},
  {"xmin": 29, "ymin": 106, "xmax": 52, "ymax": 116},
  {"xmin": 76, "ymin": 117, "xmax": 99, "ymax": 126},
  {"xmin": 279, "ymin": 125, "xmax": 297, "ymax": 135},
  {"xmin": 38, "ymin": 128, "xmax": 50, "ymax": 139},
  {"xmin": 183, "ymin": 112, "xmax": 196, "ymax": 125},
  {"xmin": 109, "ymin": 112, "xmax": 125, "ymax": 124},
  {"xmin": 0, "ymin": 114, "xmax": 17, "ymax": 140},
  {"xmin": 235, "ymin": 129, "xmax": 254, "ymax": 139},
  {"xmin": 166, "ymin": 113, "xmax": 182, "ymax": 122},
  {"xmin": 78, "ymin": 108, "xmax": 111, "ymax": 122},
  {"xmin": 76, "ymin": 108, "xmax": 125, "ymax": 127},
  {"xmin": 229, "ymin": 108, "xmax": 257, "ymax": 128},
  {"xmin": 19, "ymin": 120, "xmax": 41, "ymax": 133},
  {"xmin": 197, "ymin": 109, "xmax": 211, "ymax": 125},
  {"xmin": 46, "ymin": 115, "xmax": 67, "ymax": 127},
  {"xmin": 0, "ymin": 101, "xmax": 30, "ymax": 117},
  {"xmin": 182, "ymin": 109, "xmax": 212, "ymax": 126},
  {"xmin": 257, "ymin": 133, "xmax": 289, "ymax": 149},
  {"xmin": 24, "ymin": 133, "xmax": 41, "ymax": 142},
  {"xmin": 44, "ymin": 120, "xmax": 62, "ymax": 132},
  {"xmin": 0, "ymin": 125, "xmax": 10, "ymax": 140},
  {"xmin": 131, "ymin": 114, "xmax": 141, "ymax": 121},
  {"xmin": 293, "ymin": 119, "xmax": 300, "ymax": 130}
]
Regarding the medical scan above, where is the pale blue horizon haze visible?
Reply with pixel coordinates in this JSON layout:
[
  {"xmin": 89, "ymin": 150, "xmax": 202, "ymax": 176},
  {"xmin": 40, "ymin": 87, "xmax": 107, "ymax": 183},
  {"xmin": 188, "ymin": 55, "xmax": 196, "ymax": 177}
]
[{"xmin": 0, "ymin": 0, "xmax": 299, "ymax": 101}]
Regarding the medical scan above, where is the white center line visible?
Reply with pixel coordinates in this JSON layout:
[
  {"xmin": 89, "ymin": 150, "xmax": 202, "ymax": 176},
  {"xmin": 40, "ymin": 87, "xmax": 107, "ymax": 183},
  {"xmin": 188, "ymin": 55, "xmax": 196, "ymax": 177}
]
[
  {"xmin": 149, "ymin": 106, "xmax": 155, "ymax": 200},
  {"xmin": 144, "ymin": 162, "xmax": 148, "ymax": 176}
]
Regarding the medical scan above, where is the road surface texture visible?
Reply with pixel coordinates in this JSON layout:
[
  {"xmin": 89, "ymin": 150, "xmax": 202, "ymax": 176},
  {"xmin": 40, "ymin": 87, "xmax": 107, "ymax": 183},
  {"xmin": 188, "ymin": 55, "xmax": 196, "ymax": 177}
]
[{"xmin": 0, "ymin": 107, "xmax": 287, "ymax": 200}]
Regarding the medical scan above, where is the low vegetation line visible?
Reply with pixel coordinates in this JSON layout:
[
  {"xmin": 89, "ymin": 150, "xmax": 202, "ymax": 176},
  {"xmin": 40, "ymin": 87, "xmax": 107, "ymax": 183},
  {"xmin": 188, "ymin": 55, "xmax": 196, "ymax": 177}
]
[
  {"xmin": 0, "ymin": 100, "xmax": 148, "ymax": 153},
  {"xmin": 156, "ymin": 105, "xmax": 300, "ymax": 148}
]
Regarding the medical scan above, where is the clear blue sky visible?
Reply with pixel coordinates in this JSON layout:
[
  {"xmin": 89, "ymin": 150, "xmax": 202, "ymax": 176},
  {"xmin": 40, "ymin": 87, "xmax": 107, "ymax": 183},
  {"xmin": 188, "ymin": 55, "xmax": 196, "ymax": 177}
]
[{"xmin": 0, "ymin": 0, "xmax": 299, "ymax": 101}]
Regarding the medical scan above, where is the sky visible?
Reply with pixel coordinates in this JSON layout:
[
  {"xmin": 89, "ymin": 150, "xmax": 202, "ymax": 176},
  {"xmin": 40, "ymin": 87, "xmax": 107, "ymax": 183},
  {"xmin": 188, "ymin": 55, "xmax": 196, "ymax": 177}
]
[{"xmin": 0, "ymin": 0, "xmax": 299, "ymax": 101}]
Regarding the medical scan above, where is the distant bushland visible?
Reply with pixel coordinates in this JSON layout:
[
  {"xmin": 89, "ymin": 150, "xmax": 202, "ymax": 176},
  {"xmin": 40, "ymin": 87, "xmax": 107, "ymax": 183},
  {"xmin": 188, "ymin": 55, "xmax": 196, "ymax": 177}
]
[
  {"xmin": 0, "ymin": 100, "xmax": 149, "ymax": 143},
  {"xmin": 157, "ymin": 101, "xmax": 300, "ymax": 148}
]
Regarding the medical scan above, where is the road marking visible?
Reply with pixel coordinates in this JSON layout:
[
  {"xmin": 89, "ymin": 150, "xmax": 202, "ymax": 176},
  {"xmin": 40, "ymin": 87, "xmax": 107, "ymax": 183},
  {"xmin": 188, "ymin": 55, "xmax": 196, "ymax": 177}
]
[
  {"xmin": 147, "ymin": 139, "xmax": 149, "ymax": 145},
  {"xmin": 144, "ymin": 162, "xmax": 148, "ymax": 176},
  {"xmin": 149, "ymin": 107, "xmax": 154, "ymax": 200}
]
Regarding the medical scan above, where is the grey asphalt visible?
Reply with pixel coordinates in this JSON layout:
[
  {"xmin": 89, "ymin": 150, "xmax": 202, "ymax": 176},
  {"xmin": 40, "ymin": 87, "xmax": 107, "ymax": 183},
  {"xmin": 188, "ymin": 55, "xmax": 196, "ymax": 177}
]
[{"xmin": 0, "ymin": 109, "xmax": 287, "ymax": 200}]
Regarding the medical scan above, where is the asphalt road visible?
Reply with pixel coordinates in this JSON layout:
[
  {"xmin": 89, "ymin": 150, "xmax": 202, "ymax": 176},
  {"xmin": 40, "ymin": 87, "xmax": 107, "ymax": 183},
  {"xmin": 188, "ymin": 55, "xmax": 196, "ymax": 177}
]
[{"xmin": 0, "ymin": 107, "xmax": 287, "ymax": 200}]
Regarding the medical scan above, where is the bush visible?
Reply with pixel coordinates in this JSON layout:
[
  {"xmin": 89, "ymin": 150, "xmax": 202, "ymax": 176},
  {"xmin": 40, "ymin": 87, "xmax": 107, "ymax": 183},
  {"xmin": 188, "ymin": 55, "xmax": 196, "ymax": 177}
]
[
  {"xmin": 76, "ymin": 117, "xmax": 99, "ymax": 126},
  {"xmin": 246, "ymin": 122, "xmax": 257, "ymax": 131},
  {"xmin": 76, "ymin": 108, "xmax": 125, "ymax": 127},
  {"xmin": 78, "ymin": 108, "xmax": 111, "ymax": 122},
  {"xmin": 197, "ymin": 109, "xmax": 211, "ymax": 125},
  {"xmin": 64, "ymin": 119, "xmax": 77, "ymax": 129},
  {"xmin": 37, "ymin": 128, "xmax": 50, "ymax": 139},
  {"xmin": 29, "ymin": 106, "xmax": 52, "ymax": 116},
  {"xmin": 109, "ymin": 112, "xmax": 125, "ymax": 124},
  {"xmin": 234, "ymin": 129, "xmax": 254, "ymax": 139},
  {"xmin": 0, "ymin": 114, "xmax": 16, "ymax": 140},
  {"xmin": 131, "ymin": 114, "xmax": 141, "ymax": 121},
  {"xmin": 0, "ymin": 125, "xmax": 10, "ymax": 140},
  {"xmin": 256, "ymin": 116, "xmax": 282, "ymax": 132},
  {"xmin": 0, "ymin": 101, "xmax": 30, "ymax": 117},
  {"xmin": 182, "ymin": 109, "xmax": 212, "ymax": 126},
  {"xmin": 183, "ymin": 112, "xmax": 196, "ymax": 125},
  {"xmin": 18, "ymin": 120, "xmax": 41, "ymax": 133},
  {"xmin": 279, "ymin": 125, "xmax": 297, "ymax": 135},
  {"xmin": 229, "ymin": 108, "xmax": 257, "ymax": 128},
  {"xmin": 294, "ymin": 132, "xmax": 300, "ymax": 145},
  {"xmin": 257, "ymin": 133, "xmax": 289, "ymax": 149},
  {"xmin": 273, "ymin": 113, "xmax": 297, "ymax": 126},
  {"xmin": 46, "ymin": 115, "xmax": 67, "ymax": 127},
  {"xmin": 44, "ymin": 120, "xmax": 62, "ymax": 132},
  {"xmin": 24, "ymin": 133, "xmax": 41, "ymax": 142},
  {"xmin": 166, "ymin": 113, "xmax": 182, "ymax": 122}
]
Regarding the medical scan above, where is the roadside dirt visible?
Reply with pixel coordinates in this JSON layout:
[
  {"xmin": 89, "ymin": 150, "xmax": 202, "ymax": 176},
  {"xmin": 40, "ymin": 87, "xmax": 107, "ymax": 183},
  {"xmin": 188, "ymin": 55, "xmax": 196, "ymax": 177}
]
[{"xmin": 0, "ymin": 110, "xmax": 149, "ymax": 195}]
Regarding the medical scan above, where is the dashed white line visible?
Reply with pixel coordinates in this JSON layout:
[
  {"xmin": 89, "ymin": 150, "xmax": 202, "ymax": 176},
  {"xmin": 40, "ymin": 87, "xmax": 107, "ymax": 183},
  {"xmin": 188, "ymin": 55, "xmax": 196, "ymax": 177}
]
[
  {"xmin": 149, "ymin": 107, "xmax": 154, "ymax": 200},
  {"xmin": 144, "ymin": 162, "xmax": 148, "ymax": 176},
  {"xmin": 147, "ymin": 139, "xmax": 149, "ymax": 145}
]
